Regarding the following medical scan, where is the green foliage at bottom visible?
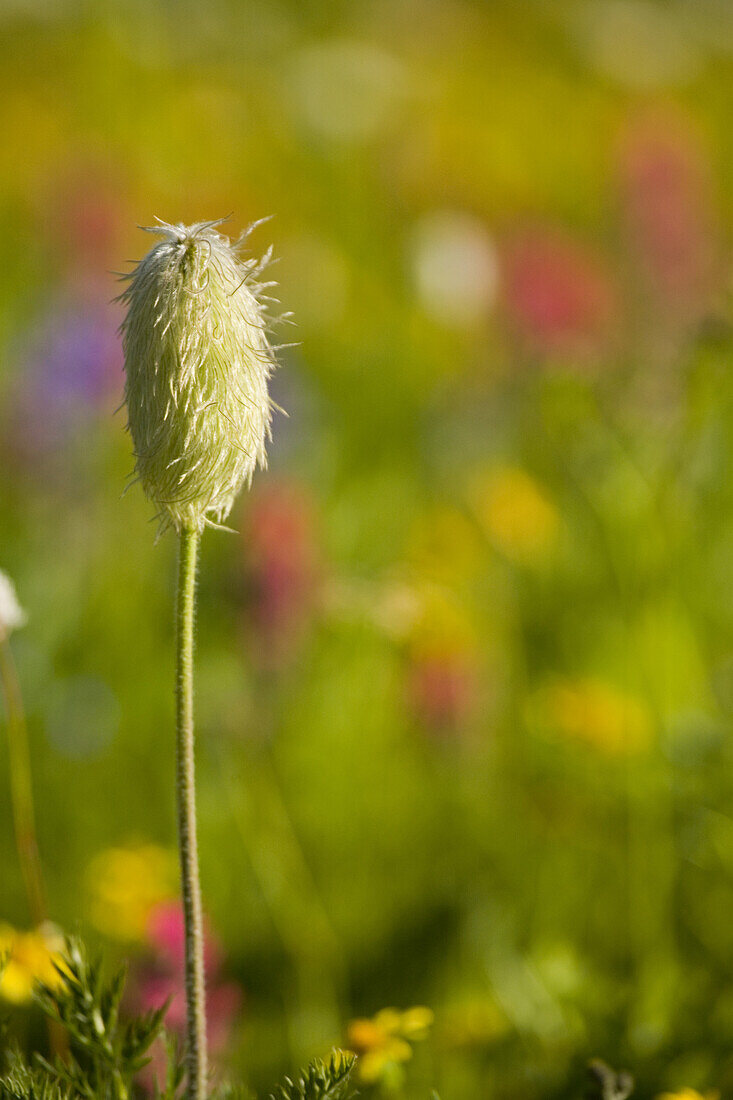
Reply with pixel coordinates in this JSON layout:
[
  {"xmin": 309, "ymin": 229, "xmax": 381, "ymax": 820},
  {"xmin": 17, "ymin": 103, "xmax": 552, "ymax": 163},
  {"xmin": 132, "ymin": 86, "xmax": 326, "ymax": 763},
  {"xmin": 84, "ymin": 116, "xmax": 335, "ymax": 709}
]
[
  {"xmin": 0, "ymin": 941, "xmax": 357, "ymax": 1100},
  {"xmin": 267, "ymin": 1051, "xmax": 356, "ymax": 1100}
]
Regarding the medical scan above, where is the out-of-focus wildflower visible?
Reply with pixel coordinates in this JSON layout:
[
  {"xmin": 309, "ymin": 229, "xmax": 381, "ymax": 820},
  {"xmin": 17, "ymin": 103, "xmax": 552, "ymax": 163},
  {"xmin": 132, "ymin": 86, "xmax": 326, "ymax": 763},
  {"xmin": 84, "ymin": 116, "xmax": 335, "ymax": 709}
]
[
  {"xmin": 0, "ymin": 922, "xmax": 64, "ymax": 1004},
  {"xmin": 531, "ymin": 677, "xmax": 653, "ymax": 755},
  {"xmin": 244, "ymin": 481, "xmax": 319, "ymax": 666},
  {"xmin": 346, "ymin": 1006, "xmax": 434, "ymax": 1086},
  {"xmin": 619, "ymin": 115, "xmax": 718, "ymax": 323},
  {"xmin": 136, "ymin": 902, "xmax": 241, "ymax": 1066},
  {"xmin": 411, "ymin": 210, "xmax": 498, "ymax": 328},
  {"xmin": 500, "ymin": 227, "xmax": 617, "ymax": 361},
  {"xmin": 50, "ymin": 167, "xmax": 127, "ymax": 274},
  {"xmin": 287, "ymin": 39, "xmax": 406, "ymax": 143},
  {"xmin": 408, "ymin": 584, "xmax": 477, "ymax": 659},
  {"xmin": 468, "ymin": 466, "xmax": 559, "ymax": 563},
  {"xmin": 11, "ymin": 297, "xmax": 123, "ymax": 456},
  {"xmin": 576, "ymin": 1, "xmax": 701, "ymax": 90},
  {"xmin": 406, "ymin": 505, "xmax": 483, "ymax": 583},
  {"xmin": 404, "ymin": 584, "xmax": 481, "ymax": 735},
  {"xmin": 440, "ymin": 997, "xmax": 509, "ymax": 1050},
  {"xmin": 0, "ymin": 569, "xmax": 26, "ymax": 640},
  {"xmin": 321, "ymin": 575, "xmax": 424, "ymax": 642},
  {"xmin": 407, "ymin": 652, "xmax": 478, "ymax": 736},
  {"xmin": 86, "ymin": 844, "xmax": 177, "ymax": 941},
  {"xmin": 657, "ymin": 1091, "xmax": 719, "ymax": 1100}
]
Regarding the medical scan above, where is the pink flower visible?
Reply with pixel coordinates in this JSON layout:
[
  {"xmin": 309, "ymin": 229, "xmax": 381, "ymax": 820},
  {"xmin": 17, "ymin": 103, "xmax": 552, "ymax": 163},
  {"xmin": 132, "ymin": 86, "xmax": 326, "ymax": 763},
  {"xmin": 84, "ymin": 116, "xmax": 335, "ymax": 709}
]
[
  {"xmin": 618, "ymin": 114, "xmax": 719, "ymax": 322},
  {"xmin": 243, "ymin": 481, "xmax": 319, "ymax": 666},
  {"xmin": 145, "ymin": 900, "xmax": 221, "ymax": 976},
  {"xmin": 407, "ymin": 653, "xmax": 478, "ymax": 735},
  {"xmin": 134, "ymin": 902, "xmax": 242, "ymax": 1087},
  {"xmin": 500, "ymin": 227, "xmax": 617, "ymax": 361}
]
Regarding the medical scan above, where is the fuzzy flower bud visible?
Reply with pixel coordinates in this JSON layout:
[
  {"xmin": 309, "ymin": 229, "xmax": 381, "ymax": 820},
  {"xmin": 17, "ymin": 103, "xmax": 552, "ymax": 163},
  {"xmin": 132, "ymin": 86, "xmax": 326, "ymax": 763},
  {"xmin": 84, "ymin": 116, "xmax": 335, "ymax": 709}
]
[
  {"xmin": 0, "ymin": 570, "xmax": 26, "ymax": 640},
  {"xmin": 120, "ymin": 219, "xmax": 282, "ymax": 533}
]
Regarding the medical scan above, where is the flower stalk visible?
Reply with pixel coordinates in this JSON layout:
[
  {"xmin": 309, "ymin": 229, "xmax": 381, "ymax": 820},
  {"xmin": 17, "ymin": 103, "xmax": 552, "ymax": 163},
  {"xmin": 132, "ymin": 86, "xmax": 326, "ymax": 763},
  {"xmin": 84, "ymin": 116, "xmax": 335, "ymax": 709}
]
[
  {"xmin": 121, "ymin": 219, "xmax": 284, "ymax": 1098},
  {"xmin": 175, "ymin": 526, "xmax": 207, "ymax": 1100},
  {"xmin": 0, "ymin": 627, "xmax": 46, "ymax": 929}
]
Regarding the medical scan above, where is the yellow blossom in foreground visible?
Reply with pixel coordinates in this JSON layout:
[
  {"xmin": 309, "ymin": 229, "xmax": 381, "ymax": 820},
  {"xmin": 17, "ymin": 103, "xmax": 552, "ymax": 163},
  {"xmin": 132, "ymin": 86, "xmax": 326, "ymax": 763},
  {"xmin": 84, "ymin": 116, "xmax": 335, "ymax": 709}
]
[
  {"xmin": 657, "ymin": 1091, "xmax": 719, "ymax": 1100},
  {"xmin": 346, "ymin": 1005, "xmax": 434, "ymax": 1085},
  {"xmin": 469, "ymin": 465, "xmax": 559, "ymax": 562},
  {"xmin": 0, "ymin": 923, "xmax": 64, "ymax": 1004},
  {"xmin": 86, "ymin": 843, "xmax": 177, "ymax": 941},
  {"xmin": 533, "ymin": 677, "xmax": 653, "ymax": 755}
]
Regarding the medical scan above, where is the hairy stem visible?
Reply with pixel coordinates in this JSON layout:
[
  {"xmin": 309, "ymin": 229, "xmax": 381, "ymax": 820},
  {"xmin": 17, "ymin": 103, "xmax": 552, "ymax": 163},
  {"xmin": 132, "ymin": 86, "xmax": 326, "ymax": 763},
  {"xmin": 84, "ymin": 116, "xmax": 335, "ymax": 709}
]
[
  {"xmin": 0, "ymin": 634, "xmax": 46, "ymax": 927},
  {"xmin": 175, "ymin": 527, "xmax": 208, "ymax": 1100}
]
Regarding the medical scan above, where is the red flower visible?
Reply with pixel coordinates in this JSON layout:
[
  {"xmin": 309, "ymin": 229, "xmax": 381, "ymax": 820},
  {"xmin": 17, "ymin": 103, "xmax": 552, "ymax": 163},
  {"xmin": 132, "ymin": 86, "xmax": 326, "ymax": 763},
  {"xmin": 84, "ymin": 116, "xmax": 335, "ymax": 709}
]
[
  {"xmin": 500, "ymin": 227, "xmax": 617, "ymax": 361},
  {"xmin": 244, "ymin": 481, "xmax": 319, "ymax": 666},
  {"xmin": 134, "ymin": 902, "xmax": 242, "ymax": 1087},
  {"xmin": 407, "ymin": 653, "xmax": 477, "ymax": 735},
  {"xmin": 619, "ymin": 114, "xmax": 719, "ymax": 320}
]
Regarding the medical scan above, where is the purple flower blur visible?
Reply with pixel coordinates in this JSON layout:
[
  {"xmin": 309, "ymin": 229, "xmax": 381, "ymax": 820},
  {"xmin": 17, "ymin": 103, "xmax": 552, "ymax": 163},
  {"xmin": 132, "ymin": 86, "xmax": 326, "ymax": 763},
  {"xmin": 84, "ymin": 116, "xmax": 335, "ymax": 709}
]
[{"xmin": 10, "ymin": 294, "xmax": 123, "ymax": 455}]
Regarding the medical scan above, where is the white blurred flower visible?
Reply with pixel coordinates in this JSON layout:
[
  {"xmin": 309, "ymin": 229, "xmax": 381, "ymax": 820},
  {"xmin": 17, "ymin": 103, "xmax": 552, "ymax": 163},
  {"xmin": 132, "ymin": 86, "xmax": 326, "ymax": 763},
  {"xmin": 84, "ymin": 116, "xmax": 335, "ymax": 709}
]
[
  {"xmin": 573, "ymin": 0, "xmax": 702, "ymax": 89},
  {"xmin": 287, "ymin": 39, "xmax": 406, "ymax": 142},
  {"xmin": 410, "ymin": 210, "xmax": 498, "ymax": 328},
  {"xmin": 321, "ymin": 576, "xmax": 423, "ymax": 640},
  {"xmin": 0, "ymin": 570, "xmax": 26, "ymax": 639}
]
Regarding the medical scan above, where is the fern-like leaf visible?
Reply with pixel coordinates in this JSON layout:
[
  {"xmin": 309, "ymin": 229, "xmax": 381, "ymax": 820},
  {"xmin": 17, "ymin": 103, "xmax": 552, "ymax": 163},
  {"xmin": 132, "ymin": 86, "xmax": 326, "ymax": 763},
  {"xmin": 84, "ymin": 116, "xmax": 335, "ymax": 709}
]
[
  {"xmin": 0, "ymin": 1048, "xmax": 70, "ymax": 1100},
  {"xmin": 268, "ymin": 1050, "xmax": 356, "ymax": 1100}
]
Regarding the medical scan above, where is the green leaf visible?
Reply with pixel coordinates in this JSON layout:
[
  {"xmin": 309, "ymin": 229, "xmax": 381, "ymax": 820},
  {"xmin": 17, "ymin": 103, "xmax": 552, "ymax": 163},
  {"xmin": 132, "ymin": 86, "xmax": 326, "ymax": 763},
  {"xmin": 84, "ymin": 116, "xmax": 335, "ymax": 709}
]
[{"xmin": 268, "ymin": 1050, "xmax": 357, "ymax": 1100}]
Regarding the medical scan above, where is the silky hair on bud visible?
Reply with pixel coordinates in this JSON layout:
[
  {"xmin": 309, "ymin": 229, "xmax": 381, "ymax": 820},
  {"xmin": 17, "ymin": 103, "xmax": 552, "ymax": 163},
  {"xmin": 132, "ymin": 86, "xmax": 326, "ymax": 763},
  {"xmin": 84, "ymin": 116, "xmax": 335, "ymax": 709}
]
[{"xmin": 120, "ymin": 218, "xmax": 282, "ymax": 534}]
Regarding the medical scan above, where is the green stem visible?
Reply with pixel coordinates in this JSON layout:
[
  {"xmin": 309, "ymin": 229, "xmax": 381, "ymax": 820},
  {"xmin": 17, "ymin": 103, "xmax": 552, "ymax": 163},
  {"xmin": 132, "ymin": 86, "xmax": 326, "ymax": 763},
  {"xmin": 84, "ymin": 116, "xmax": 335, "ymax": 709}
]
[
  {"xmin": 0, "ymin": 634, "xmax": 46, "ymax": 927},
  {"xmin": 175, "ymin": 528, "xmax": 208, "ymax": 1100}
]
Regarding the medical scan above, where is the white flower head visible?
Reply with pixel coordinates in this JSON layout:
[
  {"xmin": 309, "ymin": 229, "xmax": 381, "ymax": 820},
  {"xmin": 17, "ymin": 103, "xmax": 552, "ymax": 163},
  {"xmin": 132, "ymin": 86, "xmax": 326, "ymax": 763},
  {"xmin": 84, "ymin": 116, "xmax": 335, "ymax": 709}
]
[
  {"xmin": 120, "ymin": 218, "xmax": 285, "ymax": 534},
  {"xmin": 0, "ymin": 570, "xmax": 26, "ymax": 639}
]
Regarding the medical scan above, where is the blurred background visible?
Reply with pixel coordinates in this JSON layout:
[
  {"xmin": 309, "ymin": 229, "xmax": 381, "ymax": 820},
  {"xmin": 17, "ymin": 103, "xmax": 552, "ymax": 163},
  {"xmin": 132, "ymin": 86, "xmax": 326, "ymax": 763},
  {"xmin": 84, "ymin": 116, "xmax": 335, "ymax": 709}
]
[{"xmin": 2, "ymin": 1, "xmax": 733, "ymax": 1097}]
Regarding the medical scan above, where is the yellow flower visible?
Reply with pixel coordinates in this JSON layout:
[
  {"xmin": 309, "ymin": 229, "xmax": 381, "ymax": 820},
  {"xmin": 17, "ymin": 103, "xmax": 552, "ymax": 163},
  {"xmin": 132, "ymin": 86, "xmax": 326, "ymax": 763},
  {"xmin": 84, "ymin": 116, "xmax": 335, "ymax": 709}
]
[
  {"xmin": 657, "ymin": 1091, "xmax": 719, "ymax": 1100},
  {"xmin": 86, "ymin": 843, "xmax": 177, "ymax": 941},
  {"xmin": 408, "ymin": 584, "xmax": 477, "ymax": 662},
  {"xmin": 406, "ymin": 505, "xmax": 483, "ymax": 582},
  {"xmin": 0, "ymin": 923, "xmax": 64, "ymax": 1004},
  {"xmin": 468, "ymin": 465, "xmax": 559, "ymax": 562},
  {"xmin": 532, "ymin": 677, "xmax": 653, "ymax": 755},
  {"xmin": 346, "ymin": 1005, "xmax": 434, "ymax": 1085}
]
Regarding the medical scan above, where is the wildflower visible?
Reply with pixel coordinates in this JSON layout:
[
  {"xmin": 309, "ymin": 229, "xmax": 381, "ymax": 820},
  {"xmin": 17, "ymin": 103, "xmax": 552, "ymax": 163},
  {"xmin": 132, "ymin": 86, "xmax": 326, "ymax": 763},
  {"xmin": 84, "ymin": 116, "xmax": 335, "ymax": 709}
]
[
  {"xmin": 469, "ymin": 465, "xmax": 559, "ymax": 563},
  {"xmin": 346, "ymin": 1006, "xmax": 434, "ymax": 1086},
  {"xmin": 136, "ymin": 902, "xmax": 241, "ymax": 1066},
  {"xmin": 411, "ymin": 210, "xmax": 498, "ymax": 328},
  {"xmin": 441, "ymin": 997, "xmax": 509, "ymax": 1050},
  {"xmin": 531, "ymin": 677, "xmax": 653, "ymax": 755},
  {"xmin": 406, "ymin": 505, "xmax": 483, "ymax": 583},
  {"xmin": 0, "ymin": 570, "xmax": 26, "ymax": 641},
  {"xmin": 86, "ymin": 843, "xmax": 177, "ymax": 941},
  {"xmin": 0, "ymin": 923, "xmax": 64, "ymax": 1004},
  {"xmin": 407, "ymin": 652, "xmax": 478, "ymax": 735},
  {"xmin": 120, "ymin": 219, "xmax": 279, "ymax": 534},
  {"xmin": 619, "ymin": 115, "xmax": 718, "ymax": 323},
  {"xmin": 244, "ymin": 481, "xmax": 319, "ymax": 666},
  {"xmin": 320, "ymin": 575, "xmax": 424, "ymax": 641},
  {"xmin": 500, "ymin": 226, "xmax": 617, "ymax": 361},
  {"xmin": 9, "ymin": 297, "xmax": 123, "ymax": 465},
  {"xmin": 657, "ymin": 1091, "xmax": 719, "ymax": 1100}
]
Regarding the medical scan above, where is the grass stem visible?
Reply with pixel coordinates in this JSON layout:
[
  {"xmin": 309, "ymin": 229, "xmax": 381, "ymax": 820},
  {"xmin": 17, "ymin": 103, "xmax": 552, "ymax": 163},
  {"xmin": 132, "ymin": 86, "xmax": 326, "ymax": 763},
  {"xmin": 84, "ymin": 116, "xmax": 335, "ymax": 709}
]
[{"xmin": 0, "ymin": 634, "xmax": 46, "ymax": 927}]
